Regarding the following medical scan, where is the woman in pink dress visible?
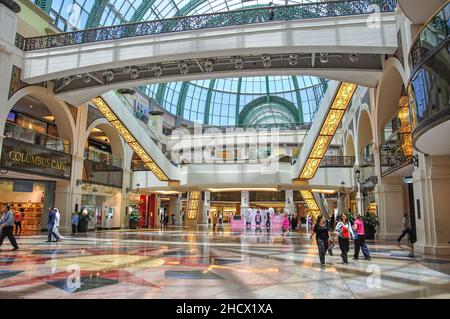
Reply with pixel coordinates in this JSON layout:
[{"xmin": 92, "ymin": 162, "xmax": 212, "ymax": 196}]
[{"xmin": 282, "ymin": 213, "xmax": 290, "ymax": 235}]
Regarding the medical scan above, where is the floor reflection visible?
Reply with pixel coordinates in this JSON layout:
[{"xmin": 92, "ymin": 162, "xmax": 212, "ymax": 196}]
[{"xmin": 0, "ymin": 225, "xmax": 449, "ymax": 299}]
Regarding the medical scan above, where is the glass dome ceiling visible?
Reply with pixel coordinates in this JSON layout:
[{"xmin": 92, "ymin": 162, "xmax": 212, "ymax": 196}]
[{"xmin": 140, "ymin": 76, "xmax": 327, "ymax": 125}]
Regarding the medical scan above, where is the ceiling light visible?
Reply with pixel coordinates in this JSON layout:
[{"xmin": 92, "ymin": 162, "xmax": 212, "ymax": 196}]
[
  {"xmin": 262, "ymin": 55, "xmax": 271, "ymax": 68},
  {"xmin": 349, "ymin": 53, "xmax": 360, "ymax": 63},
  {"xmin": 289, "ymin": 53, "xmax": 298, "ymax": 66},
  {"xmin": 320, "ymin": 53, "xmax": 329, "ymax": 64},
  {"xmin": 82, "ymin": 74, "xmax": 91, "ymax": 84},
  {"xmin": 152, "ymin": 66, "xmax": 162, "ymax": 77},
  {"xmin": 231, "ymin": 57, "xmax": 244, "ymax": 70},
  {"xmin": 128, "ymin": 67, "xmax": 140, "ymax": 79},
  {"xmin": 203, "ymin": 60, "xmax": 213, "ymax": 73},
  {"xmin": 29, "ymin": 105, "xmax": 33, "ymax": 108},
  {"xmin": 178, "ymin": 61, "xmax": 189, "ymax": 75},
  {"xmin": 103, "ymin": 70, "xmax": 115, "ymax": 82}
]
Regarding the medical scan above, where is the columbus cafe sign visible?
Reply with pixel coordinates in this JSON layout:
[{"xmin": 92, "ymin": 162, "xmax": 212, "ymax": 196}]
[{"xmin": 0, "ymin": 138, "xmax": 72, "ymax": 179}]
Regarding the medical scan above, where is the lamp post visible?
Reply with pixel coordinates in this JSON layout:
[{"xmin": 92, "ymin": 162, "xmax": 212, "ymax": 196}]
[
  {"xmin": 354, "ymin": 168, "xmax": 363, "ymax": 216},
  {"xmin": 339, "ymin": 181, "xmax": 346, "ymax": 216}
]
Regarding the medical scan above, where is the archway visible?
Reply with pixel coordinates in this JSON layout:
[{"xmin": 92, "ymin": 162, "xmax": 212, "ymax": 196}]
[
  {"xmin": 2, "ymin": 86, "xmax": 76, "ymax": 153},
  {"xmin": 357, "ymin": 110, "xmax": 374, "ymax": 159},
  {"xmin": 345, "ymin": 132, "xmax": 356, "ymax": 157}
]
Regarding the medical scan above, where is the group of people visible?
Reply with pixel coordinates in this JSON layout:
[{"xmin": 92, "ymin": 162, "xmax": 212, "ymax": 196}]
[{"xmin": 310, "ymin": 213, "xmax": 371, "ymax": 268}]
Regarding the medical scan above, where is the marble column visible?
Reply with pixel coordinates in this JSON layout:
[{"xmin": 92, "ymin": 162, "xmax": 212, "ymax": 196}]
[
  {"xmin": 375, "ymin": 176, "xmax": 406, "ymax": 240},
  {"xmin": 201, "ymin": 191, "xmax": 210, "ymax": 224},
  {"xmin": 285, "ymin": 190, "xmax": 294, "ymax": 215},
  {"xmin": 241, "ymin": 191, "xmax": 249, "ymax": 215},
  {"xmin": 413, "ymin": 155, "xmax": 450, "ymax": 256}
]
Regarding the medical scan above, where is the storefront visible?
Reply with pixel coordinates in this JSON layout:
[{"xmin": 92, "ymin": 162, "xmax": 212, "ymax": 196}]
[{"xmin": 0, "ymin": 137, "xmax": 72, "ymax": 233}]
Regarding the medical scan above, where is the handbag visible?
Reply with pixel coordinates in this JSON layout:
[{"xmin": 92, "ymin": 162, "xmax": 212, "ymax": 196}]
[{"xmin": 326, "ymin": 240, "xmax": 335, "ymax": 255}]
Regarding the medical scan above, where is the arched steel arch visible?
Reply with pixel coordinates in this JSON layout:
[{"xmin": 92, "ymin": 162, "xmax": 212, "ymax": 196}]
[{"xmin": 238, "ymin": 95, "xmax": 300, "ymax": 125}]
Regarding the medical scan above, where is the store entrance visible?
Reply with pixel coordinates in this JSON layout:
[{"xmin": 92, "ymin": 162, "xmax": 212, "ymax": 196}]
[{"xmin": 0, "ymin": 178, "xmax": 55, "ymax": 235}]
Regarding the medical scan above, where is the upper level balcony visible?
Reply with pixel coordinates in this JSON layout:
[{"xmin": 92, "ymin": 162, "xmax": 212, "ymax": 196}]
[
  {"xmin": 408, "ymin": 2, "xmax": 450, "ymax": 155},
  {"xmin": 380, "ymin": 106, "xmax": 413, "ymax": 175},
  {"xmin": 3, "ymin": 121, "xmax": 70, "ymax": 154}
]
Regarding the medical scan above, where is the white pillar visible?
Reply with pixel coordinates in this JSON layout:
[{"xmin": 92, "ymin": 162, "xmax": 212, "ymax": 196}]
[
  {"xmin": 285, "ymin": 190, "xmax": 294, "ymax": 215},
  {"xmin": 413, "ymin": 155, "xmax": 450, "ymax": 256},
  {"xmin": 241, "ymin": 191, "xmax": 249, "ymax": 214},
  {"xmin": 375, "ymin": 176, "xmax": 406, "ymax": 240},
  {"xmin": 203, "ymin": 191, "xmax": 210, "ymax": 224}
]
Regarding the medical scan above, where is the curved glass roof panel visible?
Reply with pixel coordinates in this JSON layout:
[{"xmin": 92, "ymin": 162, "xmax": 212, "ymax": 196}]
[
  {"xmin": 37, "ymin": 0, "xmax": 326, "ymax": 31},
  {"xmin": 140, "ymin": 76, "xmax": 327, "ymax": 126}
]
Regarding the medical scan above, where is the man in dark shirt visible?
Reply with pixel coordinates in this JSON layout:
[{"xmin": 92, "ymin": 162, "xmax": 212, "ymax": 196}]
[{"xmin": 0, "ymin": 205, "xmax": 19, "ymax": 250}]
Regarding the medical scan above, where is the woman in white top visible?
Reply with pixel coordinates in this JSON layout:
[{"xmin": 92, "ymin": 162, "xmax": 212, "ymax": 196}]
[
  {"xmin": 335, "ymin": 214, "xmax": 354, "ymax": 264},
  {"xmin": 52, "ymin": 208, "xmax": 64, "ymax": 242}
]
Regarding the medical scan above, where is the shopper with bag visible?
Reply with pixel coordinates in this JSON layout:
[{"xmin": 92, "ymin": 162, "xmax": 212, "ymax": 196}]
[
  {"xmin": 310, "ymin": 215, "xmax": 331, "ymax": 268},
  {"xmin": 335, "ymin": 214, "xmax": 354, "ymax": 264}
]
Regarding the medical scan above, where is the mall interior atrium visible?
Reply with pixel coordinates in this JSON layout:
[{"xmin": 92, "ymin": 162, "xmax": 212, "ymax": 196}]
[{"xmin": 0, "ymin": 0, "xmax": 449, "ymax": 299}]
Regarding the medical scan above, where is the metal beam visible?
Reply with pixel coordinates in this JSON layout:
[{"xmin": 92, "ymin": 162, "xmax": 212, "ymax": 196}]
[
  {"xmin": 291, "ymin": 76, "xmax": 304, "ymax": 123},
  {"xmin": 176, "ymin": 82, "xmax": 190, "ymax": 117},
  {"xmin": 85, "ymin": 0, "xmax": 108, "ymax": 29},
  {"xmin": 203, "ymin": 79, "xmax": 216, "ymax": 124},
  {"xmin": 131, "ymin": 0, "xmax": 158, "ymax": 22}
]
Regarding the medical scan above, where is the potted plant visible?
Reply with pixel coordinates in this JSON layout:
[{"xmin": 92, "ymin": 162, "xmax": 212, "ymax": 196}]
[
  {"xmin": 363, "ymin": 213, "xmax": 379, "ymax": 239},
  {"xmin": 128, "ymin": 210, "xmax": 140, "ymax": 229},
  {"xmin": 78, "ymin": 208, "xmax": 93, "ymax": 233}
]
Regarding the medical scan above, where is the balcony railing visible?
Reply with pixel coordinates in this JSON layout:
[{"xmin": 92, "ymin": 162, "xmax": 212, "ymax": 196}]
[
  {"xmin": 319, "ymin": 156, "xmax": 355, "ymax": 167},
  {"xmin": 169, "ymin": 122, "xmax": 312, "ymax": 135},
  {"xmin": 410, "ymin": 2, "xmax": 450, "ymax": 71},
  {"xmin": 16, "ymin": 0, "xmax": 397, "ymax": 51},
  {"xmin": 3, "ymin": 122, "xmax": 70, "ymax": 153}
]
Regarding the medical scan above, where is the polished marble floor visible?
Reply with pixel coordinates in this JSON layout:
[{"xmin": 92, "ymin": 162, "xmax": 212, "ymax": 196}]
[{"xmin": 0, "ymin": 225, "xmax": 449, "ymax": 299}]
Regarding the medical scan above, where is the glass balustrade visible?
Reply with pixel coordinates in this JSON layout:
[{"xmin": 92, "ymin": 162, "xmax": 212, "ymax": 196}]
[
  {"xmin": 84, "ymin": 148, "xmax": 122, "ymax": 168},
  {"xmin": 3, "ymin": 121, "xmax": 70, "ymax": 154}
]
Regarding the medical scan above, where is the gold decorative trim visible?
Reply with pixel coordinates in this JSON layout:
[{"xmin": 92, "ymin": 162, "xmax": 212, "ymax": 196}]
[
  {"xmin": 187, "ymin": 191, "xmax": 201, "ymax": 220},
  {"xmin": 297, "ymin": 82, "xmax": 357, "ymax": 180},
  {"xmin": 300, "ymin": 190, "xmax": 321, "ymax": 218},
  {"xmin": 90, "ymin": 96, "xmax": 170, "ymax": 181}
]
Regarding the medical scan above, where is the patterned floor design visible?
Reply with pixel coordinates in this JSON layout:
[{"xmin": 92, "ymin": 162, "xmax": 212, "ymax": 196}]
[{"xmin": 0, "ymin": 225, "xmax": 449, "ymax": 299}]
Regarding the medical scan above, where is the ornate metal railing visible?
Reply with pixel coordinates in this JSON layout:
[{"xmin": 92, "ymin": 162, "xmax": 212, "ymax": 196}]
[
  {"xmin": 410, "ymin": 2, "xmax": 450, "ymax": 71},
  {"xmin": 320, "ymin": 155, "xmax": 355, "ymax": 167},
  {"xmin": 15, "ymin": 33, "xmax": 25, "ymax": 50},
  {"xmin": 17, "ymin": 0, "xmax": 397, "ymax": 51},
  {"xmin": 172, "ymin": 122, "xmax": 312, "ymax": 134}
]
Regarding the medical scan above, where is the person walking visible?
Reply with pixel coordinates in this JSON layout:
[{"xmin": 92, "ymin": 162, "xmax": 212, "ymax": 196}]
[
  {"xmin": 14, "ymin": 209, "xmax": 23, "ymax": 236},
  {"xmin": 268, "ymin": 2, "xmax": 274, "ymax": 21},
  {"xmin": 212, "ymin": 212, "xmax": 218, "ymax": 231},
  {"xmin": 310, "ymin": 215, "xmax": 331, "ymax": 268},
  {"xmin": 397, "ymin": 213, "xmax": 412, "ymax": 244},
  {"xmin": 335, "ymin": 214, "xmax": 354, "ymax": 264},
  {"xmin": 281, "ymin": 213, "xmax": 290, "ymax": 235},
  {"xmin": 245, "ymin": 209, "xmax": 253, "ymax": 229},
  {"xmin": 0, "ymin": 205, "xmax": 19, "ymax": 251},
  {"xmin": 265, "ymin": 210, "xmax": 271, "ymax": 229},
  {"xmin": 71, "ymin": 212, "xmax": 79, "ymax": 235},
  {"xmin": 353, "ymin": 214, "xmax": 371, "ymax": 261},
  {"xmin": 52, "ymin": 208, "xmax": 64, "ymax": 242},
  {"xmin": 46, "ymin": 207, "xmax": 58, "ymax": 242}
]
